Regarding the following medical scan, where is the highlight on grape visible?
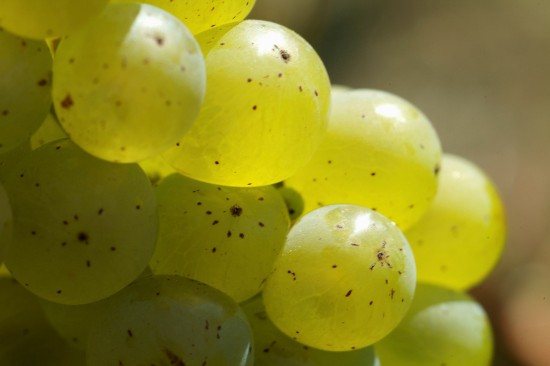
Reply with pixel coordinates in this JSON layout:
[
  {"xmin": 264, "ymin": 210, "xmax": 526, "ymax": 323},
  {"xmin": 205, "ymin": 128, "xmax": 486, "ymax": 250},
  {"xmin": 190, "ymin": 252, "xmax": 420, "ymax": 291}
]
[{"xmin": 0, "ymin": 1, "xmax": 506, "ymax": 365}]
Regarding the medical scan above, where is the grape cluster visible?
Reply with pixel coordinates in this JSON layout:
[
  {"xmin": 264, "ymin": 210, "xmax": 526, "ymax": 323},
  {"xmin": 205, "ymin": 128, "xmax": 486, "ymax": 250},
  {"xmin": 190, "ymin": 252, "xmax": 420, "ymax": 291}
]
[{"xmin": 0, "ymin": 1, "xmax": 506, "ymax": 365}]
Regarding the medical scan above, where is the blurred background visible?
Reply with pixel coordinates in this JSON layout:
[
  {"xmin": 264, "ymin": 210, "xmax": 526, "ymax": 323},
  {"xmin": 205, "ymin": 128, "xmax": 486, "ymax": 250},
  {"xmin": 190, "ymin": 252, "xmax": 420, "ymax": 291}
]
[{"xmin": 250, "ymin": 0, "xmax": 550, "ymax": 365}]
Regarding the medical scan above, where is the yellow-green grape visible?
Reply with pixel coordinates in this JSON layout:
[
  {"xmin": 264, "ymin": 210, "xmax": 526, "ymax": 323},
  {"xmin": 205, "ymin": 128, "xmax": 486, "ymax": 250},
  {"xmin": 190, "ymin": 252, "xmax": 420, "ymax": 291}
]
[
  {"xmin": 277, "ymin": 186, "xmax": 305, "ymax": 222},
  {"xmin": 263, "ymin": 204, "xmax": 416, "ymax": 351},
  {"xmin": 0, "ymin": 0, "xmax": 109, "ymax": 39},
  {"xmin": 138, "ymin": 154, "xmax": 176, "ymax": 186},
  {"xmin": 52, "ymin": 2, "xmax": 206, "ymax": 163},
  {"xmin": 242, "ymin": 294, "xmax": 378, "ymax": 366},
  {"xmin": 285, "ymin": 89, "xmax": 442, "ymax": 230},
  {"xmin": 30, "ymin": 112, "xmax": 68, "ymax": 150},
  {"xmin": 150, "ymin": 173, "xmax": 290, "ymax": 302},
  {"xmin": 162, "ymin": 20, "xmax": 331, "ymax": 187},
  {"xmin": 405, "ymin": 154, "xmax": 507, "ymax": 290},
  {"xmin": 87, "ymin": 275, "xmax": 254, "ymax": 366},
  {"xmin": 375, "ymin": 283, "xmax": 494, "ymax": 366},
  {"xmin": 0, "ymin": 29, "xmax": 52, "ymax": 155},
  {"xmin": 113, "ymin": 0, "xmax": 256, "ymax": 35},
  {"xmin": 2, "ymin": 139, "xmax": 158, "ymax": 304},
  {"xmin": 0, "ymin": 183, "xmax": 12, "ymax": 264},
  {"xmin": 39, "ymin": 296, "xmax": 111, "ymax": 351}
]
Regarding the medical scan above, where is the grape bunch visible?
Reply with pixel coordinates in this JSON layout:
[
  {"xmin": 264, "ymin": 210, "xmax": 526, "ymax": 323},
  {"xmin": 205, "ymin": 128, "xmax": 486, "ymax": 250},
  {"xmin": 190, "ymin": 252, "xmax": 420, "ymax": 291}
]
[{"xmin": 0, "ymin": 1, "xmax": 506, "ymax": 365}]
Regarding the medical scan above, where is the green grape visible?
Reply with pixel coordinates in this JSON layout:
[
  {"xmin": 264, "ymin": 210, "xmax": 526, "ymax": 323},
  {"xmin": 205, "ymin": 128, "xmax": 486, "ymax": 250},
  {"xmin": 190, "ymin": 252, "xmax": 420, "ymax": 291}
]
[
  {"xmin": 277, "ymin": 185, "xmax": 305, "ymax": 222},
  {"xmin": 241, "ymin": 294, "xmax": 378, "ymax": 366},
  {"xmin": 285, "ymin": 88, "xmax": 442, "ymax": 230},
  {"xmin": 262, "ymin": 204, "xmax": 416, "ymax": 351},
  {"xmin": 138, "ymin": 154, "xmax": 176, "ymax": 186},
  {"xmin": 52, "ymin": 2, "xmax": 206, "ymax": 163},
  {"xmin": 0, "ymin": 0, "xmax": 109, "ymax": 39},
  {"xmin": 0, "ymin": 183, "xmax": 12, "ymax": 264},
  {"xmin": 150, "ymin": 173, "xmax": 290, "ymax": 302},
  {"xmin": 405, "ymin": 154, "xmax": 506, "ymax": 290},
  {"xmin": 30, "ymin": 112, "xmax": 68, "ymax": 150},
  {"xmin": 2, "ymin": 139, "xmax": 158, "ymax": 305},
  {"xmin": 113, "ymin": 0, "xmax": 256, "ymax": 35},
  {"xmin": 86, "ymin": 275, "xmax": 254, "ymax": 366},
  {"xmin": 162, "ymin": 20, "xmax": 331, "ymax": 187},
  {"xmin": 0, "ymin": 29, "xmax": 52, "ymax": 155},
  {"xmin": 375, "ymin": 283, "xmax": 494, "ymax": 366}
]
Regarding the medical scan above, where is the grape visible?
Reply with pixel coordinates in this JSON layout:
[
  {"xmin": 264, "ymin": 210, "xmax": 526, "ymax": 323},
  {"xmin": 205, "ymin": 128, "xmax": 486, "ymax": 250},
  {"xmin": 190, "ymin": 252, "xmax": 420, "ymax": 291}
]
[
  {"xmin": 405, "ymin": 154, "xmax": 506, "ymax": 290},
  {"xmin": 30, "ymin": 112, "xmax": 68, "ymax": 150},
  {"xmin": 86, "ymin": 275, "xmax": 254, "ymax": 366},
  {"xmin": 0, "ymin": 29, "xmax": 52, "ymax": 155},
  {"xmin": 52, "ymin": 2, "xmax": 206, "ymax": 163},
  {"xmin": 1, "ymin": 139, "xmax": 158, "ymax": 304},
  {"xmin": 262, "ymin": 204, "xmax": 416, "ymax": 351},
  {"xmin": 241, "ymin": 294, "xmax": 378, "ymax": 366},
  {"xmin": 0, "ymin": 183, "xmax": 12, "ymax": 264},
  {"xmin": 375, "ymin": 283, "xmax": 494, "ymax": 366},
  {"xmin": 150, "ymin": 173, "xmax": 290, "ymax": 302},
  {"xmin": 113, "ymin": 0, "xmax": 256, "ymax": 35},
  {"xmin": 285, "ymin": 88, "xmax": 442, "ymax": 230},
  {"xmin": 0, "ymin": 0, "xmax": 109, "ymax": 39},
  {"xmin": 162, "ymin": 20, "xmax": 331, "ymax": 187},
  {"xmin": 138, "ymin": 154, "xmax": 176, "ymax": 186}
]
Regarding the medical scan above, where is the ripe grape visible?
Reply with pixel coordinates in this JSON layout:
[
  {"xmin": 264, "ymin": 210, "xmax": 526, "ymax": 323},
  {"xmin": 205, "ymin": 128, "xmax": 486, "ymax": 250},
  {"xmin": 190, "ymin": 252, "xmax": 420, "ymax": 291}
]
[
  {"xmin": 242, "ymin": 294, "xmax": 378, "ymax": 365},
  {"xmin": 0, "ymin": 0, "xmax": 109, "ymax": 39},
  {"xmin": 375, "ymin": 283, "xmax": 494, "ymax": 366},
  {"xmin": 162, "ymin": 20, "xmax": 331, "ymax": 187},
  {"xmin": 405, "ymin": 154, "xmax": 507, "ymax": 290},
  {"xmin": 113, "ymin": 0, "xmax": 256, "ymax": 35},
  {"xmin": 0, "ymin": 29, "xmax": 52, "ymax": 155},
  {"xmin": 276, "ymin": 185, "xmax": 305, "ymax": 222},
  {"xmin": 285, "ymin": 88, "xmax": 442, "ymax": 230},
  {"xmin": 86, "ymin": 275, "xmax": 254, "ymax": 366},
  {"xmin": 2, "ymin": 139, "xmax": 158, "ymax": 304},
  {"xmin": 52, "ymin": 2, "xmax": 206, "ymax": 163},
  {"xmin": 150, "ymin": 173, "xmax": 290, "ymax": 302},
  {"xmin": 262, "ymin": 204, "xmax": 416, "ymax": 351}
]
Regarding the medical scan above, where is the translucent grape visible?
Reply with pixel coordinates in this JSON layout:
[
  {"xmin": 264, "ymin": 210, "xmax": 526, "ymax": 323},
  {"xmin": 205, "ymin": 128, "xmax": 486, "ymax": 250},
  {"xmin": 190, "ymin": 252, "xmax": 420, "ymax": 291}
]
[
  {"xmin": 0, "ymin": 29, "xmax": 52, "ymax": 155},
  {"xmin": 285, "ymin": 88, "xmax": 442, "ymax": 230},
  {"xmin": 262, "ymin": 204, "xmax": 416, "ymax": 351},
  {"xmin": 2, "ymin": 139, "xmax": 157, "ymax": 304},
  {"xmin": 113, "ymin": 0, "xmax": 256, "ymax": 35},
  {"xmin": 86, "ymin": 275, "xmax": 254, "ymax": 366},
  {"xmin": 0, "ymin": 183, "xmax": 12, "ymax": 264},
  {"xmin": 30, "ymin": 112, "xmax": 68, "ymax": 150},
  {"xmin": 150, "ymin": 173, "xmax": 290, "ymax": 302},
  {"xmin": 52, "ymin": 2, "xmax": 206, "ymax": 163},
  {"xmin": 0, "ymin": 0, "xmax": 109, "ymax": 39},
  {"xmin": 277, "ymin": 185, "xmax": 305, "ymax": 222},
  {"xmin": 375, "ymin": 283, "xmax": 494, "ymax": 366},
  {"xmin": 242, "ymin": 294, "xmax": 378, "ymax": 365},
  {"xmin": 405, "ymin": 154, "xmax": 507, "ymax": 290},
  {"xmin": 162, "ymin": 20, "xmax": 331, "ymax": 187}
]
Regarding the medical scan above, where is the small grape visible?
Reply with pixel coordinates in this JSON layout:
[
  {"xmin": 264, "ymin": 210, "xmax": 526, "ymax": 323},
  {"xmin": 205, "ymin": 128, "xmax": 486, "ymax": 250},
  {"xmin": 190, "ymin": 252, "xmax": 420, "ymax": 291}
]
[
  {"xmin": 2, "ymin": 139, "xmax": 158, "ymax": 304},
  {"xmin": 162, "ymin": 20, "xmax": 331, "ymax": 187},
  {"xmin": 262, "ymin": 204, "xmax": 416, "ymax": 351},
  {"xmin": 405, "ymin": 154, "xmax": 507, "ymax": 290},
  {"xmin": 285, "ymin": 88, "xmax": 442, "ymax": 230},
  {"xmin": 150, "ymin": 173, "xmax": 290, "ymax": 302},
  {"xmin": 86, "ymin": 275, "xmax": 254, "ymax": 366},
  {"xmin": 113, "ymin": 0, "xmax": 256, "ymax": 35},
  {"xmin": 0, "ymin": 29, "xmax": 52, "ymax": 155},
  {"xmin": 52, "ymin": 2, "xmax": 206, "ymax": 163},
  {"xmin": 277, "ymin": 185, "xmax": 305, "ymax": 222},
  {"xmin": 0, "ymin": 0, "xmax": 109, "ymax": 39},
  {"xmin": 375, "ymin": 283, "xmax": 494, "ymax": 366},
  {"xmin": 30, "ymin": 113, "xmax": 68, "ymax": 150}
]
